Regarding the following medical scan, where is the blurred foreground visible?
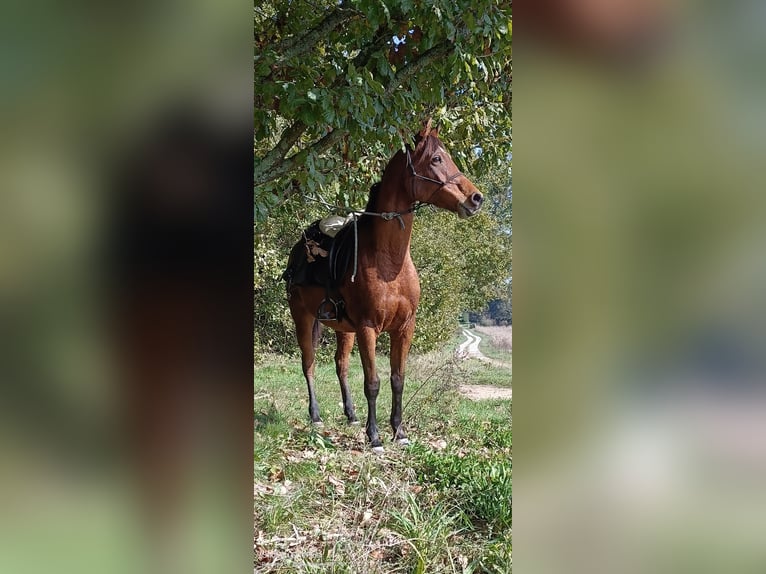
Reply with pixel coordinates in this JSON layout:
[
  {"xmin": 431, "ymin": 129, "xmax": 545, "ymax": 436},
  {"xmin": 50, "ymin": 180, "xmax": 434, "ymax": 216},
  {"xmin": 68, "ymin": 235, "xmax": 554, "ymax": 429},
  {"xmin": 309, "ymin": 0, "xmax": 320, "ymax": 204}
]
[
  {"xmin": 6, "ymin": 0, "xmax": 766, "ymax": 572},
  {"xmin": 516, "ymin": 1, "xmax": 766, "ymax": 572},
  {"xmin": 0, "ymin": 2, "xmax": 252, "ymax": 573}
]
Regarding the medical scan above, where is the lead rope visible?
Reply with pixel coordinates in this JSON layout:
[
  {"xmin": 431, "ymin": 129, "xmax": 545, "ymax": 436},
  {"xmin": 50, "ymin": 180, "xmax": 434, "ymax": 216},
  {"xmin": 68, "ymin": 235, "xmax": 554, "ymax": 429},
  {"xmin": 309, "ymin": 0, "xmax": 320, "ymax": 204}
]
[
  {"xmin": 351, "ymin": 213, "xmax": 358, "ymax": 282},
  {"xmin": 305, "ymin": 193, "xmax": 413, "ymax": 227}
]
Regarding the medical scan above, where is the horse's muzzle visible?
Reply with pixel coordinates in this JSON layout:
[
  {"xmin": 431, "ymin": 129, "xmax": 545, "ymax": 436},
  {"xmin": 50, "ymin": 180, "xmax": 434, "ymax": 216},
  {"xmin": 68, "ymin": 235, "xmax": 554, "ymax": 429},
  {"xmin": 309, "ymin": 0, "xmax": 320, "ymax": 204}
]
[
  {"xmin": 458, "ymin": 202, "xmax": 480, "ymax": 218},
  {"xmin": 458, "ymin": 192, "xmax": 483, "ymax": 218}
]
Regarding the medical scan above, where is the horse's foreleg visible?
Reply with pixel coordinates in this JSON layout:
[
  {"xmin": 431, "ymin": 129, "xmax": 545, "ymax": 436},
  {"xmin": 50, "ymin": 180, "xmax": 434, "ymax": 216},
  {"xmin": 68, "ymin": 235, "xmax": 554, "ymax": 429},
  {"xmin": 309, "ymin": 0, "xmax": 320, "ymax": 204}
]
[
  {"xmin": 357, "ymin": 327, "xmax": 382, "ymax": 451},
  {"xmin": 389, "ymin": 326, "xmax": 414, "ymax": 444},
  {"xmin": 294, "ymin": 314, "xmax": 322, "ymax": 424},
  {"xmin": 335, "ymin": 332, "xmax": 358, "ymax": 424}
]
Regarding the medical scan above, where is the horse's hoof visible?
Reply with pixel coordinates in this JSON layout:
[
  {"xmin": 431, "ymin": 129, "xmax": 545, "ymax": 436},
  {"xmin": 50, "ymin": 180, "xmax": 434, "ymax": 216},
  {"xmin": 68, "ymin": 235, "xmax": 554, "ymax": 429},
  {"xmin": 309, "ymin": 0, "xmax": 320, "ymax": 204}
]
[
  {"xmin": 371, "ymin": 446, "xmax": 385, "ymax": 455},
  {"xmin": 348, "ymin": 420, "xmax": 361, "ymax": 426},
  {"xmin": 396, "ymin": 438, "xmax": 410, "ymax": 446},
  {"xmin": 312, "ymin": 421, "xmax": 324, "ymax": 427}
]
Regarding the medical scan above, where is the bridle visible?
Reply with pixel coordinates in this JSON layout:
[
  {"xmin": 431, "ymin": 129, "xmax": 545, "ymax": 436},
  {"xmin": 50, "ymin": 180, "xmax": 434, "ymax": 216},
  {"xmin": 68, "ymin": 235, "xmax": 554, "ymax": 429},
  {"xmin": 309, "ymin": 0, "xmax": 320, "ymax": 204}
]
[
  {"xmin": 310, "ymin": 145, "xmax": 467, "ymax": 284},
  {"xmin": 405, "ymin": 146, "xmax": 464, "ymax": 205},
  {"xmin": 360, "ymin": 146, "xmax": 463, "ymax": 229}
]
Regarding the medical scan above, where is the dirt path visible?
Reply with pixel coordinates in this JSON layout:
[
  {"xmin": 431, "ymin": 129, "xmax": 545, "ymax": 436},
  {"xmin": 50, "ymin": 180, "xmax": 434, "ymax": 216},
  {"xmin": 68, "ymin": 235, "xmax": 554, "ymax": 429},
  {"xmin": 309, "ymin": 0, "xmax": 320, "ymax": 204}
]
[
  {"xmin": 456, "ymin": 329, "xmax": 513, "ymax": 401},
  {"xmin": 459, "ymin": 384, "xmax": 513, "ymax": 401},
  {"xmin": 456, "ymin": 329, "xmax": 480, "ymax": 356},
  {"xmin": 456, "ymin": 329, "xmax": 512, "ymax": 369}
]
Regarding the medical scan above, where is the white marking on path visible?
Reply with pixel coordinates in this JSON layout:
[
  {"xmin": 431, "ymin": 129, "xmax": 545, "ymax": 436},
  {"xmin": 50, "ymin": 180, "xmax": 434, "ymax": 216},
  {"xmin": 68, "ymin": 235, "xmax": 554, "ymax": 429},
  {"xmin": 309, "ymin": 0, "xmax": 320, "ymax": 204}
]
[
  {"xmin": 456, "ymin": 329, "xmax": 479, "ymax": 357},
  {"xmin": 456, "ymin": 329, "xmax": 512, "ymax": 369}
]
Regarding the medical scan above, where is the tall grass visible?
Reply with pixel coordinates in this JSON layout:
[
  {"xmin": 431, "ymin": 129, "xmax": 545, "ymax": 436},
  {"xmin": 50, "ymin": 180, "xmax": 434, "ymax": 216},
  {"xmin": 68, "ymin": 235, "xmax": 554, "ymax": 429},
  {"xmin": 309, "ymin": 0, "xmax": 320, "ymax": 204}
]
[
  {"xmin": 473, "ymin": 326, "xmax": 513, "ymax": 353},
  {"xmin": 254, "ymin": 341, "xmax": 512, "ymax": 573}
]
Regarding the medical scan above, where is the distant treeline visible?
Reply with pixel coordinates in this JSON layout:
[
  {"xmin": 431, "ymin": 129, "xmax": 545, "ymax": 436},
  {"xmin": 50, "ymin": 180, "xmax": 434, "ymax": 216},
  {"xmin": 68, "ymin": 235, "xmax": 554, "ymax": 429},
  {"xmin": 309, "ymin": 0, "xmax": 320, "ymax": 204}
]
[{"xmin": 464, "ymin": 296, "xmax": 512, "ymax": 327}]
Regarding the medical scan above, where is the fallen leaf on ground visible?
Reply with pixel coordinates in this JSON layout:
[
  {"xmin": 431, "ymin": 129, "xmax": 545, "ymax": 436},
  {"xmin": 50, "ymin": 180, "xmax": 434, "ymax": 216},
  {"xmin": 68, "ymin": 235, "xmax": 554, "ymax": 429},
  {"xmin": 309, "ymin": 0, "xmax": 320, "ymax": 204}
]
[
  {"xmin": 268, "ymin": 467, "xmax": 284, "ymax": 481},
  {"xmin": 327, "ymin": 475, "xmax": 345, "ymax": 496}
]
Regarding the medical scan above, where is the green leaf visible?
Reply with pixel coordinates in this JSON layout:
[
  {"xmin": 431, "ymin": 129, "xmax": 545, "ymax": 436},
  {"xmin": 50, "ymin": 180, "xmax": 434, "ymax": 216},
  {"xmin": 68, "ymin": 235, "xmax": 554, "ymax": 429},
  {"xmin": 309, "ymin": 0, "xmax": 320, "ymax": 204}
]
[{"xmin": 379, "ymin": 1, "xmax": 390, "ymax": 23}]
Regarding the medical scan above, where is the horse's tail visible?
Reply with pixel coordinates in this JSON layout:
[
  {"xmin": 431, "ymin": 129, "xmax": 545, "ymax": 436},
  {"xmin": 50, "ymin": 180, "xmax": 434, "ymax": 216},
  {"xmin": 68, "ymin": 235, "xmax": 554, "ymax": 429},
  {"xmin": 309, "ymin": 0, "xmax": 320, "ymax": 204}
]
[{"xmin": 311, "ymin": 319, "xmax": 322, "ymax": 350}]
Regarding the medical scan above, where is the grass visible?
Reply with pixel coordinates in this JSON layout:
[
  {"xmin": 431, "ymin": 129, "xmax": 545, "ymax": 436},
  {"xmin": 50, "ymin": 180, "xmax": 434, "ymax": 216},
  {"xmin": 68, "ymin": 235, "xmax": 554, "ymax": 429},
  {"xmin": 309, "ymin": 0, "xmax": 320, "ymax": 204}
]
[
  {"xmin": 474, "ymin": 342, "xmax": 512, "ymax": 366},
  {"xmin": 254, "ymin": 338, "xmax": 512, "ymax": 573},
  {"xmin": 458, "ymin": 360, "xmax": 512, "ymax": 388}
]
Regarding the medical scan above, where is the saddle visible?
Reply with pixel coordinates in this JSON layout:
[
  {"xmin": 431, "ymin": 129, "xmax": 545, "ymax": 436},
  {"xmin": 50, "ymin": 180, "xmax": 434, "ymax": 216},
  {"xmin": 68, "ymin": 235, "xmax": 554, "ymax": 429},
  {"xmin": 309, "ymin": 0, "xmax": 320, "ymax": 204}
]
[{"xmin": 282, "ymin": 217, "xmax": 356, "ymax": 321}]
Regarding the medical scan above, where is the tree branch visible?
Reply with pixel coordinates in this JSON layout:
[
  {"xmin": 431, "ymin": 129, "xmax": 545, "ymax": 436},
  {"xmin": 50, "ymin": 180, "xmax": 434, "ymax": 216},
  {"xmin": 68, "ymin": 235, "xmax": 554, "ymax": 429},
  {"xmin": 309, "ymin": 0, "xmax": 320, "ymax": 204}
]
[
  {"xmin": 256, "ymin": 127, "xmax": 347, "ymax": 189},
  {"xmin": 254, "ymin": 121, "xmax": 307, "ymax": 186},
  {"xmin": 385, "ymin": 42, "xmax": 455, "ymax": 96},
  {"xmin": 352, "ymin": 27, "xmax": 391, "ymax": 68},
  {"xmin": 274, "ymin": 8, "xmax": 356, "ymax": 63},
  {"xmin": 255, "ymin": 41, "xmax": 455, "ymax": 189}
]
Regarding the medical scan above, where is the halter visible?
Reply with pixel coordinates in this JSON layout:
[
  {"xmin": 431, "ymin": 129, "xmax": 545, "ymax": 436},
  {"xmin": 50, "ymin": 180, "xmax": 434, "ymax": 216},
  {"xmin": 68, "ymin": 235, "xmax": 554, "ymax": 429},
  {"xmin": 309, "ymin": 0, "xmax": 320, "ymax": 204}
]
[
  {"xmin": 405, "ymin": 146, "xmax": 464, "ymax": 205},
  {"xmin": 355, "ymin": 146, "xmax": 463, "ymax": 231}
]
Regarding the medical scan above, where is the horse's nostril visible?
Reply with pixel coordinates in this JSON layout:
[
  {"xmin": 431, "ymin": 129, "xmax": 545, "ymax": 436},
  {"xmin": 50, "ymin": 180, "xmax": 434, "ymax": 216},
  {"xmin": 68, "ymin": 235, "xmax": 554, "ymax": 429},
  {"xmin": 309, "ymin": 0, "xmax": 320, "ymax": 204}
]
[{"xmin": 472, "ymin": 193, "xmax": 484, "ymax": 206}]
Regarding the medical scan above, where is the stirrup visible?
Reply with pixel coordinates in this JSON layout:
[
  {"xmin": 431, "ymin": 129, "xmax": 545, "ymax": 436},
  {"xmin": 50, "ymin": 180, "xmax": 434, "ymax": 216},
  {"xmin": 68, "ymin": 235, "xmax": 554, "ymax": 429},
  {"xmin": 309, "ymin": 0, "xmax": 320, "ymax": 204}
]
[{"xmin": 317, "ymin": 298, "xmax": 339, "ymax": 321}]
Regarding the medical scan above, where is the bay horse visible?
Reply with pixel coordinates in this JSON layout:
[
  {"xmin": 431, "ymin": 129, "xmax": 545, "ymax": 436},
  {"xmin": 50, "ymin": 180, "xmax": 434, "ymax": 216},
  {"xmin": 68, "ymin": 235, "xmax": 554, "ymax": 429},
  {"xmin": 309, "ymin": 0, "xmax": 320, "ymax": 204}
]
[{"xmin": 286, "ymin": 123, "xmax": 483, "ymax": 452}]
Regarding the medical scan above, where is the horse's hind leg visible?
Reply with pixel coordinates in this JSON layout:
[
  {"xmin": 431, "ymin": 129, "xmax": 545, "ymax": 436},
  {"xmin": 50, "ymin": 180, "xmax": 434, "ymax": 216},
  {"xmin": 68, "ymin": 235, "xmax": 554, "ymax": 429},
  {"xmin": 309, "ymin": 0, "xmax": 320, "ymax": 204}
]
[
  {"xmin": 292, "ymin": 309, "xmax": 322, "ymax": 424},
  {"xmin": 335, "ymin": 332, "xmax": 358, "ymax": 424},
  {"xmin": 389, "ymin": 326, "xmax": 414, "ymax": 445}
]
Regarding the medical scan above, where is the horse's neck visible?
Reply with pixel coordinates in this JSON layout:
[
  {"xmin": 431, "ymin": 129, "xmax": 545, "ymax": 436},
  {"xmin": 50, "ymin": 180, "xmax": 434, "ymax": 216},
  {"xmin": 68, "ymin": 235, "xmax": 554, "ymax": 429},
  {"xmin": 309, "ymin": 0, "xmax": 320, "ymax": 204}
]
[{"xmin": 365, "ymin": 176, "xmax": 414, "ymax": 263}]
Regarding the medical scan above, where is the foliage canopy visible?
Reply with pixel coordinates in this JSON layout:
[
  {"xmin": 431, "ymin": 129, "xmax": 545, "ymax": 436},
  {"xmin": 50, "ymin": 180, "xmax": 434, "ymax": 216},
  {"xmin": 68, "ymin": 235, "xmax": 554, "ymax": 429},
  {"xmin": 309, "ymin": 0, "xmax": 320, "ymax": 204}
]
[
  {"xmin": 255, "ymin": 0, "xmax": 512, "ymax": 215},
  {"xmin": 254, "ymin": 0, "xmax": 511, "ymax": 355}
]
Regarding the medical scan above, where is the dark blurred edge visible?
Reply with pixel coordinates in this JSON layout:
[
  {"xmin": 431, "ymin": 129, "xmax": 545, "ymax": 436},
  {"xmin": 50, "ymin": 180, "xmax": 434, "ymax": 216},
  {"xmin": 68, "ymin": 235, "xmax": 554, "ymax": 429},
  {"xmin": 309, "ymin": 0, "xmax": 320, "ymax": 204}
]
[
  {"xmin": 106, "ymin": 101, "xmax": 255, "ymax": 556},
  {"xmin": 0, "ymin": 0, "xmax": 255, "ymax": 571}
]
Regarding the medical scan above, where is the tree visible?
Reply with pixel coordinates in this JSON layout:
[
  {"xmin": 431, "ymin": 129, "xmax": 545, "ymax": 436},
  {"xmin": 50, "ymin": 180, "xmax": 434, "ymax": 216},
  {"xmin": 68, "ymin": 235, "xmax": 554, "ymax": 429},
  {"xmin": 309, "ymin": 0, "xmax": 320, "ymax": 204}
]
[
  {"xmin": 254, "ymin": 0, "xmax": 512, "ymax": 217},
  {"xmin": 410, "ymin": 193, "xmax": 511, "ymax": 349},
  {"xmin": 254, "ymin": 0, "xmax": 512, "ymax": 356},
  {"xmin": 461, "ymin": 159, "xmax": 512, "ymax": 326}
]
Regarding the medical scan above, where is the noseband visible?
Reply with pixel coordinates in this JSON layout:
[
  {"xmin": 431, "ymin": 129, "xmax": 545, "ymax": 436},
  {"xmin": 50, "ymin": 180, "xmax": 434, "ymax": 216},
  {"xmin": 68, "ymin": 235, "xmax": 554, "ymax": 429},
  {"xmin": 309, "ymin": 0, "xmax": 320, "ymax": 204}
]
[{"xmin": 405, "ymin": 147, "xmax": 463, "ymax": 204}]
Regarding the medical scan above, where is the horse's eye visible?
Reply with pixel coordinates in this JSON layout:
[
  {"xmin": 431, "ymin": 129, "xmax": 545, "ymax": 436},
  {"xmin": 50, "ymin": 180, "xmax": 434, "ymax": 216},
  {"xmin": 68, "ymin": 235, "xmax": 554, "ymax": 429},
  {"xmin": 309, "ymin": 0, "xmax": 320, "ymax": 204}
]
[{"xmin": 432, "ymin": 155, "xmax": 442, "ymax": 164}]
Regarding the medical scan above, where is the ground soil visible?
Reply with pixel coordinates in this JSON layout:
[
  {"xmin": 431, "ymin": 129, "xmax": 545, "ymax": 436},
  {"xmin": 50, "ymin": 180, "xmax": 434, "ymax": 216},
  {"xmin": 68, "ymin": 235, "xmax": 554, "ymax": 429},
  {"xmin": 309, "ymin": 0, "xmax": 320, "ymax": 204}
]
[{"xmin": 458, "ymin": 383, "xmax": 513, "ymax": 401}]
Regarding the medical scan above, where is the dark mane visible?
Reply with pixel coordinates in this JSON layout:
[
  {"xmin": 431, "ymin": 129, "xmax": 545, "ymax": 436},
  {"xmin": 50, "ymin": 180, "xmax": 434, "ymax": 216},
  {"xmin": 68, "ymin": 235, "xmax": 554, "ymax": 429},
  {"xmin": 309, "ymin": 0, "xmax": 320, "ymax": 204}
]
[{"xmin": 364, "ymin": 181, "xmax": 382, "ymax": 212}]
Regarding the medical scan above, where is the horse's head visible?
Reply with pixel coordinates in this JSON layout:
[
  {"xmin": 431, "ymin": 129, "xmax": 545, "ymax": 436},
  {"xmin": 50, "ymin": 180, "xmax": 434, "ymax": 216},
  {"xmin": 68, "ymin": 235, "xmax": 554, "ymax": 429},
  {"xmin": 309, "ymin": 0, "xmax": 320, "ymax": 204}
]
[{"xmin": 407, "ymin": 123, "xmax": 483, "ymax": 219}]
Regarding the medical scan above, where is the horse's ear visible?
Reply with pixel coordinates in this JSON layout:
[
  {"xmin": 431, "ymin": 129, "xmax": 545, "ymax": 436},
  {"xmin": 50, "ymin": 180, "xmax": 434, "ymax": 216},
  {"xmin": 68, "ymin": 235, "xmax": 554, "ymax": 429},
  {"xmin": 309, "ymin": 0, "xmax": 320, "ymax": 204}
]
[{"xmin": 418, "ymin": 117, "xmax": 433, "ymax": 138}]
